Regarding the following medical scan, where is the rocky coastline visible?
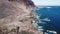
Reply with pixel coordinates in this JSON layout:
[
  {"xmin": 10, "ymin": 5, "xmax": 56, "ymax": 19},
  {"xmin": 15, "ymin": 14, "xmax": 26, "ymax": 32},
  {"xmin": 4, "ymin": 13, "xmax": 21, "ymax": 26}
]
[{"xmin": 0, "ymin": 0, "xmax": 43, "ymax": 34}]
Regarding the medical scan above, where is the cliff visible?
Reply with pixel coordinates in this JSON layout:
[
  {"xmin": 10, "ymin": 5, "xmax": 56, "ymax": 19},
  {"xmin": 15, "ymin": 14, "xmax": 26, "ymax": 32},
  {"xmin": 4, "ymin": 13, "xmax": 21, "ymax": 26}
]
[{"xmin": 0, "ymin": 0, "xmax": 42, "ymax": 34}]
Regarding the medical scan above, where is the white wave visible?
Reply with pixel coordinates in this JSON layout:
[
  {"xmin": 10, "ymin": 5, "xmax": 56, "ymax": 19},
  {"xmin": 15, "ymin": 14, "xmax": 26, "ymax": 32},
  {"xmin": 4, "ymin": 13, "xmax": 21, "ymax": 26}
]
[
  {"xmin": 42, "ymin": 18, "xmax": 50, "ymax": 21},
  {"xmin": 47, "ymin": 30, "xmax": 57, "ymax": 34},
  {"xmin": 46, "ymin": 7, "xmax": 52, "ymax": 8},
  {"xmin": 38, "ymin": 26, "xmax": 43, "ymax": 29}
]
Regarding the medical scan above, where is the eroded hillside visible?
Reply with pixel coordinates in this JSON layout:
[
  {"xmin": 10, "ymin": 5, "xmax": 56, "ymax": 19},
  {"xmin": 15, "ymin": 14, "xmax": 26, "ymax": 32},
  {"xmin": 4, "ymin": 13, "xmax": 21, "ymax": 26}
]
[{"xmin": 0, "ymin": 0, "xmax": 42, "ymax": 34}]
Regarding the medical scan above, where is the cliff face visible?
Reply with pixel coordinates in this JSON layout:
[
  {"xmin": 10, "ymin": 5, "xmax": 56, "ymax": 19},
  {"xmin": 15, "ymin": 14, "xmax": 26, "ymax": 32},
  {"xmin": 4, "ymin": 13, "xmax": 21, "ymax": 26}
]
[{"xmin": 0, "ymin": 0, "xmax": 42, "ymax": 34}]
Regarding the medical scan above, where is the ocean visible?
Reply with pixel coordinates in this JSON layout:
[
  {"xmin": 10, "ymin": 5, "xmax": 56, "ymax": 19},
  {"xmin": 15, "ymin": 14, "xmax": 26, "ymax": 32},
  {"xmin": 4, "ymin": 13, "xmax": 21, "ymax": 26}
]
[{"xmin": 35, "ymin": 6, "xmax": 60, "ymax": 34}]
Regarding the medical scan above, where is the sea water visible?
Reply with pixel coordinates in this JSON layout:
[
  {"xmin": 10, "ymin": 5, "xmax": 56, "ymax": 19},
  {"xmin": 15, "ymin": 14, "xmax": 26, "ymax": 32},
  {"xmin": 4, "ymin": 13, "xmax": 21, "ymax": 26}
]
[{"xmin": 35, "ymin": 6, "xmax": 60, "ymax": 34}]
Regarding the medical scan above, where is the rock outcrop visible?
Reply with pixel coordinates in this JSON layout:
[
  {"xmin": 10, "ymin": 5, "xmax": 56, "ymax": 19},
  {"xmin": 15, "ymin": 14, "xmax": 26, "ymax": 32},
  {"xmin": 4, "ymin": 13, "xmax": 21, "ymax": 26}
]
[{"xmin": 0, "ymin": 0, "xmax": 42, "ymax": 34}]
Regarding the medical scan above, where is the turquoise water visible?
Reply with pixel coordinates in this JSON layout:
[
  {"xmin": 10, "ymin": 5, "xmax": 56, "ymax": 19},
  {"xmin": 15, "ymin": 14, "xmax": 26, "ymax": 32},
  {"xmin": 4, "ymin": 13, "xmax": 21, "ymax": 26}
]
[{"xmin": 35, "ymin": 6, "xmax": 60, "ymax": 34}]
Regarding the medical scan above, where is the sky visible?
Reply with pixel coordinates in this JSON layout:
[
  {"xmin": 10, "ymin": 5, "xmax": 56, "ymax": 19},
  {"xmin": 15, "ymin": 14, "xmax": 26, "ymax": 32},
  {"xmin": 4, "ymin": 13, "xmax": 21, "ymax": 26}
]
[{"xmin": 32, "ymin": 0, "xmax": 60, "ymax": 6}]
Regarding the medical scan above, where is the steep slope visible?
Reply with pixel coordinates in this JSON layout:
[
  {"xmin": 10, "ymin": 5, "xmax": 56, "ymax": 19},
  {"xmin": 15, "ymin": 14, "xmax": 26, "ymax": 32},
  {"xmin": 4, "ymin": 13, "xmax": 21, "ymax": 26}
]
[{"xmin": 0, "ymin": 0, "xmax": 42, "ymax": 34}]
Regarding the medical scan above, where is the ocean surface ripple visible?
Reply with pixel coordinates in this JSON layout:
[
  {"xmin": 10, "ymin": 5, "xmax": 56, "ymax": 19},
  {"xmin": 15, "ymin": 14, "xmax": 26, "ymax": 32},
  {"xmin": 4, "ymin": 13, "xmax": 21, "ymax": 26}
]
[{"xmin": 35, "ymin": 6, "xmax": 60, "ymax": 34}]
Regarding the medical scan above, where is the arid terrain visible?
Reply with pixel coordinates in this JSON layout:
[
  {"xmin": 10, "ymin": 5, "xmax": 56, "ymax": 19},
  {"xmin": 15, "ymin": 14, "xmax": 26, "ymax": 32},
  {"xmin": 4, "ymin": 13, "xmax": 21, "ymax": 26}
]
[{"xmin": 0, "ymin": 0, "xmax": 42, "ymax": 34}]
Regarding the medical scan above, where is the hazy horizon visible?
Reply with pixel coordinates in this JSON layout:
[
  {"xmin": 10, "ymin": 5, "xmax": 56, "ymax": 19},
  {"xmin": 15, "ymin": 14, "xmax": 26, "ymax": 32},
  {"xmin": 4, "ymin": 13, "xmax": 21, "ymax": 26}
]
[{"xmin": 32, "ymin": 0, "xmax": 60, "ymax": 6}]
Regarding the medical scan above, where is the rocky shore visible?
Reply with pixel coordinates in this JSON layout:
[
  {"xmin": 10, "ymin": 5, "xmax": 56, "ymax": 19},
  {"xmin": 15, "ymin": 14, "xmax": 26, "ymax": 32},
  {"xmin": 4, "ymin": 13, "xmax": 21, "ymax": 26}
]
[{"xmin": 0, "ymin": 0, "xmax": 42, "ymax": 34}]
